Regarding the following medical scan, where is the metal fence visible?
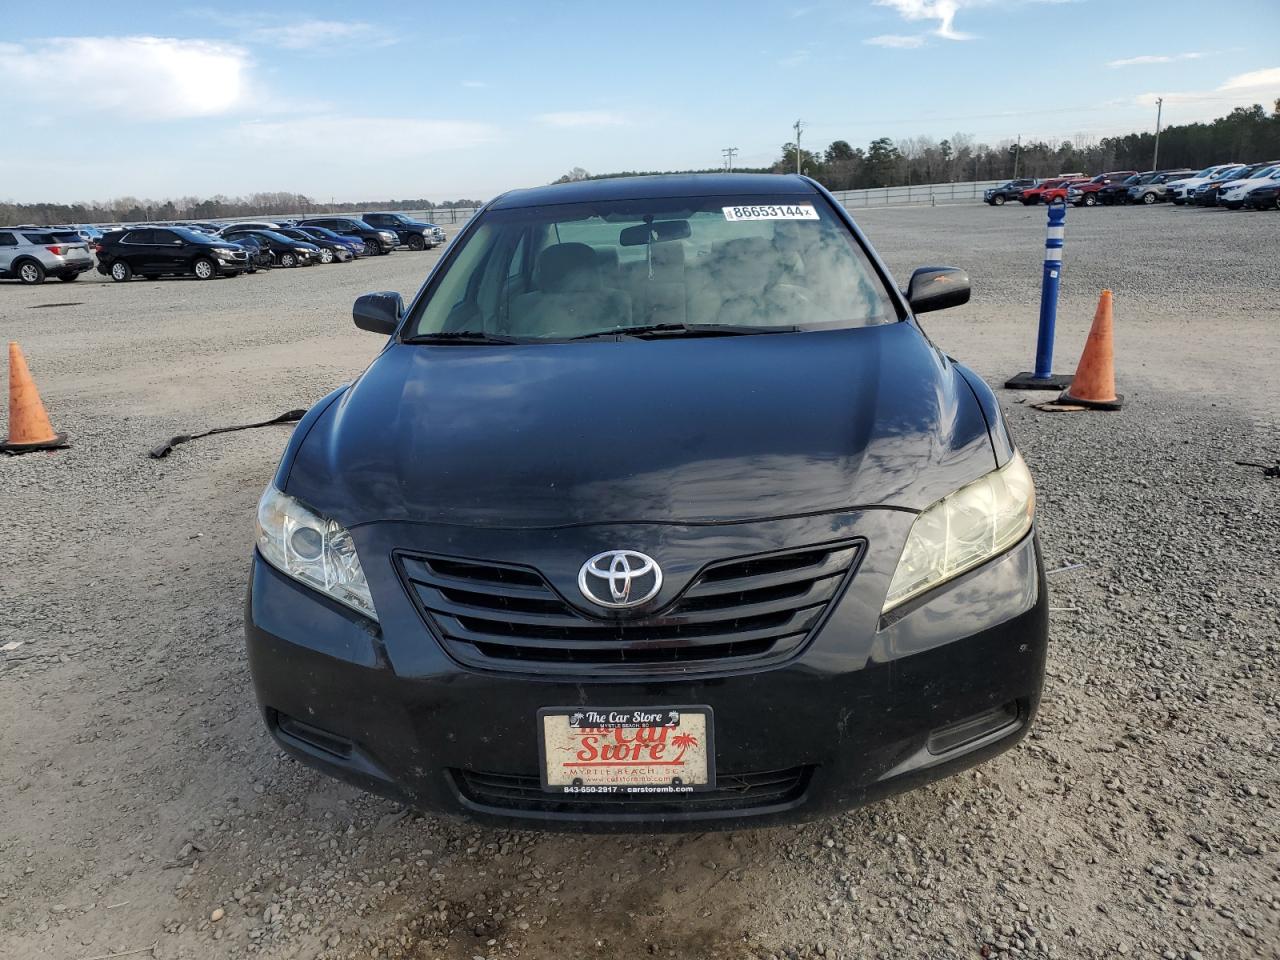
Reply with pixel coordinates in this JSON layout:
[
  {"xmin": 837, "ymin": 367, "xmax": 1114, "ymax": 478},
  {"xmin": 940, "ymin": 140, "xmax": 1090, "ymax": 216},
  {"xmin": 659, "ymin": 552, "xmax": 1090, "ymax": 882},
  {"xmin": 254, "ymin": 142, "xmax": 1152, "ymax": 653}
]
[{"xmin": 831, "ymin": 180, "xmax": 1005, "ymax": 208}]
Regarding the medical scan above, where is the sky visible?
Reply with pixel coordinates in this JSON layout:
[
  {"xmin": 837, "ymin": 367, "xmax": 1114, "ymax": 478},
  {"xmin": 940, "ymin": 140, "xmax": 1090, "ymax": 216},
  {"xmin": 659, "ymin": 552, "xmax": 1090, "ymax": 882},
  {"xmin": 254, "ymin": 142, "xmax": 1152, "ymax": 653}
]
[{"xmin": 2, "ymin": 0, "xmax": 1278, "ymax": 204}]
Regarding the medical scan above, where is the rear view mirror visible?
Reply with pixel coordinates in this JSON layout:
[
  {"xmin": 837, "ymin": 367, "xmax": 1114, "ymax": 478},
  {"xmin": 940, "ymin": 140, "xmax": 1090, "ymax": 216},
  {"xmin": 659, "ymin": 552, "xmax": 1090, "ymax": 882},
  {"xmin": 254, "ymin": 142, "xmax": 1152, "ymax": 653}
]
[
  {"xmin": 905, "ymin": 266, "xmax": 970, "ymax": 315},
  {"xmin": 353, "ymin": 291, "xmax": 404, "ymax": 335},
  {"xmin": 619, "ymin": 219, "xmax": 692, "ymax": 247}
]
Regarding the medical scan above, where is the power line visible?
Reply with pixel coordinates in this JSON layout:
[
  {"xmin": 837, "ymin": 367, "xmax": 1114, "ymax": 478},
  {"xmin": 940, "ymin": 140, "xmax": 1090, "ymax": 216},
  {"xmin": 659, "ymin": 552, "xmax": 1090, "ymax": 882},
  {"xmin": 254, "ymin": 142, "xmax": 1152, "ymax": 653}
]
[{"xmin": 721, "ymin": 146, "xmax": 739, "ymax": 172}]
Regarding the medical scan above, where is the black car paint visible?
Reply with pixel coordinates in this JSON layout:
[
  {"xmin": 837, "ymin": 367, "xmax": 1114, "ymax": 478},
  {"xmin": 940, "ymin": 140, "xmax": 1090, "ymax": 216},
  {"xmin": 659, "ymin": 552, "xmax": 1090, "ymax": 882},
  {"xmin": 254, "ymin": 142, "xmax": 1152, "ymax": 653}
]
[
  {"xmin": 363, "ymin": 213, "xmax": 437, "ymax": 249},
  {"xmin": 246, "ymin": 174, "xmax": 1048, "ymax": 830},
  {"xmin": 95, "ymin": 227, "xmax": 247, "ymax": 280},
  {"xmin": 222, "ymin": 229, "xmax": 321, "ymax": 266}
]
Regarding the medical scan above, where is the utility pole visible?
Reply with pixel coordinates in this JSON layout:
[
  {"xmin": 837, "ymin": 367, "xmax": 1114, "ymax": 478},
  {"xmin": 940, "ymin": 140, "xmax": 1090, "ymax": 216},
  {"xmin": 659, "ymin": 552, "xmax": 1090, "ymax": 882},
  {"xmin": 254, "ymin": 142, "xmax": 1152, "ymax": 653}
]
[
  {"xmin": 793, "ymin": 119, "xmax": 804, "ymax": 175},
  {"xmin": 1013, "ymin": 134, "xmax": 1021, "ymax": 179},
  {"xmin": 1152, "ymin": 97, "xmax": 1164, "ymax": 170},
  {"xmin": 722, "ymin": 147, "xmax": 739, "ymax": 172}
]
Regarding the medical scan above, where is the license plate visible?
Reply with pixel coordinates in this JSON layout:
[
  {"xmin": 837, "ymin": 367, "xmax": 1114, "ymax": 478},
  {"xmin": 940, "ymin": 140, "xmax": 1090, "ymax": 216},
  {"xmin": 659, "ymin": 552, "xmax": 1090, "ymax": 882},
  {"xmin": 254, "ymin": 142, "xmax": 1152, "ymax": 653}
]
[{"xmin": 538, "ymin": 706, "xmax": 714, "ymax": 795}]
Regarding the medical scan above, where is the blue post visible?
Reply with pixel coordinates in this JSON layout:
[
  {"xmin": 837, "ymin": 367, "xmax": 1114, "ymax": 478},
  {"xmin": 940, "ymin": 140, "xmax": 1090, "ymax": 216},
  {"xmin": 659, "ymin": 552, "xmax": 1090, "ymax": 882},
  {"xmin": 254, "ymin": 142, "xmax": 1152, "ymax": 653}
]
[
  {"xmin": 1034, "ymin": 202, "xmax": 1066, "ymax": 379},
  {"xmin": 1005, "ymin": 199, "xmax": 1073, "ymax": 389}
]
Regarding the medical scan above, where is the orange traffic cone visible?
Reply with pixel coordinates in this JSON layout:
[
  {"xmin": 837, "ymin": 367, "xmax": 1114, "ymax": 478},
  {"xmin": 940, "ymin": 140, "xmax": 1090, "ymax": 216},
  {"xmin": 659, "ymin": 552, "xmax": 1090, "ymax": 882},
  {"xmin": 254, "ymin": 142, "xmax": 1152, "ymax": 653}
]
[
  {"xmin": 2, "ymin": 342, "xmax": 69, "ymax": 454},
  {"xmin": 1058, "ymin": 290, "xmax": 1123, "ymax": 410}
]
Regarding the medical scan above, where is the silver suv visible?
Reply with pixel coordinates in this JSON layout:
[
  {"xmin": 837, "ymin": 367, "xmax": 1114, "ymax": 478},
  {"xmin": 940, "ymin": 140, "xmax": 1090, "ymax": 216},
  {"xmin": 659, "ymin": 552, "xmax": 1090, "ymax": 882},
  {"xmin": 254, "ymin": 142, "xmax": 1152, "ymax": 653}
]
[{"xmin": 0, "ymin": 228, "xmax": 95, "ymax": 284}]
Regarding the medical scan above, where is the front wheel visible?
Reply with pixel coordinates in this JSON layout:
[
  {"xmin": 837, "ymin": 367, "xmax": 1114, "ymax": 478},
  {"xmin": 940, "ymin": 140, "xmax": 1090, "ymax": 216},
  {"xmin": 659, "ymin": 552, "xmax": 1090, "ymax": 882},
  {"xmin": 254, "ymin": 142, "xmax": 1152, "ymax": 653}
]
[
  {"xmin": 17, "ymin": 260, "xmax": 46, "ymax": 284},
  {"xmin": 193, "ymin": 257, "xmax": 216, "ymax": 280},
  {"xmin": 110, "ymin": 260, "xmax": 133, "ymax": 282},
  {"xmin": 992, "ymin": 195, "xmax": 1006, "ymax": 206},
  {"xmin": 1083, "ymin": 194, "xmax": 1098, "ymax": 207},
  {"xmin": 1142, "ymin": 192, "xmax": 1157, "ymax": 205},
  {"xmin": 279, "ymin": 252, "xmax": 297, "ymax": 268},
  {"xmin": 319, "ymin": 248, "xmax": 334, "ymax": 264},
  {"xmin": 408, "ymin": 233, "xmax": 426, "ymax": 250}
]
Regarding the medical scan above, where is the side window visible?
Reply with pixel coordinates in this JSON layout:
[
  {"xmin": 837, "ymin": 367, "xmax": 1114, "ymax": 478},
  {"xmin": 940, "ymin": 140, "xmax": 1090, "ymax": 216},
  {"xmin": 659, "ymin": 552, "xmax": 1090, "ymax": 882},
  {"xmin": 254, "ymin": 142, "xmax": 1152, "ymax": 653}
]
[
  {"xmin": 0, "ymin": 232, "xmax": 16, "ymax": 246},
  {"xmin": 153, "ymin": 229, "xmax": 180, "ymax": 244},
  {"xmin": 125, "ymin": 230, "xmax": 152, "ymax": 244}
]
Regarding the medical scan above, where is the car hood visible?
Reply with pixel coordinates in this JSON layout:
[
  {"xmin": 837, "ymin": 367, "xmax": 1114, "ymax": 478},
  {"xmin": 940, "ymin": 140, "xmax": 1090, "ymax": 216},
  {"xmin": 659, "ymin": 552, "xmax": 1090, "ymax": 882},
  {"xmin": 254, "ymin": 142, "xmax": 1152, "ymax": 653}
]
[{"xmin": 285, "ymin": 324, "xmax": 998, "ymax": 528}]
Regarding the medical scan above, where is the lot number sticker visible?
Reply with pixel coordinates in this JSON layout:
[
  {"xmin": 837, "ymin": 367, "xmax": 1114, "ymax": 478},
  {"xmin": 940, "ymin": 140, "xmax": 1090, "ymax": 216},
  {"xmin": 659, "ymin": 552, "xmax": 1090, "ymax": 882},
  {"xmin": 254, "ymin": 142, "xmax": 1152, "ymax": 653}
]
[{"xmin": 723, "ymin": 204, "xmax": 820, "ymax": 221}]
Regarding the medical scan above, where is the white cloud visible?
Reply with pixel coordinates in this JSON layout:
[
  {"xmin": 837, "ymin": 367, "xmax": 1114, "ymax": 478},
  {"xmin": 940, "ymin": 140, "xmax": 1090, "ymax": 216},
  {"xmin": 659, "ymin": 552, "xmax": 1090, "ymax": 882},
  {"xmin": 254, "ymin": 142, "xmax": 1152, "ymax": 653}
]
[
  {"xmin": 238, "ymin": 116, "xmax": 499, "ymax": 160},
  {"xmin": 1108, "ymin": 51, "xmax": 1206, "ymax": 68},
  {"xmin": 1219, "ymin": 67, "xmax": 1280, "ymax": 91},
  {"xmin": 874, "ymin": 0, "xmax": 973, "ymax": 40},
  {"xmin": 866, "ymin": 34, "xmax": 927, "ymax": 48},
  {"xmin": 243, "ymin": 19, "xmax": 394, "ymax": 50},
  {"xmin": 535, "ymin": 111, "xmax": 627, "ymax": 128},
  {"xmin": 1133, "ymin": 66, "xmax": 1280, "ymax": 121},
  {"xmin": 0, "ymin": 36, "xmax": 250, "ymax": 120}
]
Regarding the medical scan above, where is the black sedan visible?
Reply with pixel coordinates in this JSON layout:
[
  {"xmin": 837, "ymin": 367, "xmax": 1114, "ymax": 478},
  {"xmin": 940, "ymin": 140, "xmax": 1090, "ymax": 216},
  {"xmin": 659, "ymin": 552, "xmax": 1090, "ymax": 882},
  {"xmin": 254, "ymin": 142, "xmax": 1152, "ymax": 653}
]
[
  {"xmin": 245, "ymin": 174, "xmax": 1048, "ymax": 831},
  {"xmin": 221, "ymin": 228, "xmax": 321, "ymax": 267},
  {"xmin": 275, "ymin": 228, "xmax": 353, "ymax": 264}
]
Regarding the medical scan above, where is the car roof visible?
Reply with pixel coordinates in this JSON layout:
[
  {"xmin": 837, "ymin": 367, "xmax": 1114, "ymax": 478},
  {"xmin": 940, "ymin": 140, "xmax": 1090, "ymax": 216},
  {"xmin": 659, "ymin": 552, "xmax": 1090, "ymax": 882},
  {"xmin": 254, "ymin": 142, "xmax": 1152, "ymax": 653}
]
[{"xmin": 489, "ymin": 173, "xmax": 817, "ymax": 210}]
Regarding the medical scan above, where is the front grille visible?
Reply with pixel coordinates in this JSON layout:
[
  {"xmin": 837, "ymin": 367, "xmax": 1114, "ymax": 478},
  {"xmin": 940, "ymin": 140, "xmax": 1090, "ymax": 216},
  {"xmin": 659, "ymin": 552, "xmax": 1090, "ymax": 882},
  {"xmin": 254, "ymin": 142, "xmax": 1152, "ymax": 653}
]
[
  {"xmin": 453, "ymin": 766, "xmax": 811, "ymax": 816},
  {"xmin": 397, "ymin": 541, "xmax": 861, "ymax": 675}
]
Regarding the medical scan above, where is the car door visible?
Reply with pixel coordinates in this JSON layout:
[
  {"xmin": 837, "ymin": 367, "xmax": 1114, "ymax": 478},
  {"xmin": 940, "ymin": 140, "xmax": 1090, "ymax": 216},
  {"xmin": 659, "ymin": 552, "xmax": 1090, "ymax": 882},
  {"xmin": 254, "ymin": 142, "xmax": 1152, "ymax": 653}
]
[
  {"xmin": 0, "ymin": 231, "xmax": 17, "ymax": 275},
  {"xmin": 149, "ymin": 229, "xmax": 187, "ymax": 273},
  {"xmin": 119, "ymin": 229, "xmax": 154, "ymax": 271}
]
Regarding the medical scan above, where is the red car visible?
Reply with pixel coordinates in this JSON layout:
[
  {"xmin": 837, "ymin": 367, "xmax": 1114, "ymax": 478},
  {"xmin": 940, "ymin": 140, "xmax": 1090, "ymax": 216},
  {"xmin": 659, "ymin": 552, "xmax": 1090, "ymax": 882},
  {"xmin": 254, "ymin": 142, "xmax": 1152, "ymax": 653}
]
[
  {"xmin": 1066, "ymin": 171, "xmax": 1139, "ymax": 206},
  {"xmin": 1020, "ymin": 178, "xmax": 1082, "ymax": 204},
  {"xmin": 1038, "ymin": 178, "xmax": 1090, "ymax": 204}
]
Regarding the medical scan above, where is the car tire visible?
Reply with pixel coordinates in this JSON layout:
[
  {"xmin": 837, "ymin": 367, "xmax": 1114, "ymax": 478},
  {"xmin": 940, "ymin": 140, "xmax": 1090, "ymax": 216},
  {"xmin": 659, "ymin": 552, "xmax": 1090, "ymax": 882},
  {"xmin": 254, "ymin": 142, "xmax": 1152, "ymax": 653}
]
[
  {"xmin": 193, "ymin": 257, "xmax": 216, "ymax": 280},
  {"xmin": 408, "ymin": 234, "xmax": 426, "ymax": 250},
  {"xmin": 1083, "ymin": 194, "xmax": 1098, "ymax": 207},
  {"xmin": 280, "ymin": 252, "xmax": 297, "ymax": 268},
  {"xmin": 58, "ymin": 273, "xmax": 79, "ymax": 282},
  {"xmin": 319, "ymin": 248, "xmax": 334, "ymax": 264},
  {"xmin": 1142, "ymin": 193, "xmax": 1157, "ymax": 205},
  {"xmin": 110, "ymin": 260, "xmax": 132, "ymax": 282},
  {"xmin": 16, "ymin": 260, "xmax": 46, "ymax": 285},
  {"xmin": 992, "ymin": 195, "xmax": 1006, "ymax": 206}
]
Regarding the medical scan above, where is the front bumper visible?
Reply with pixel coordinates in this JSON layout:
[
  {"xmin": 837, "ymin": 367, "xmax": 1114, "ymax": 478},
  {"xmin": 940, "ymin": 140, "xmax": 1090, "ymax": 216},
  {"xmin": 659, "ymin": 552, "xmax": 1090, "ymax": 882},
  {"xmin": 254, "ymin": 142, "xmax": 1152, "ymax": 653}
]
[{"xmin": 245, "ymin": 514, "xmax": 1049, "ymax": 831}]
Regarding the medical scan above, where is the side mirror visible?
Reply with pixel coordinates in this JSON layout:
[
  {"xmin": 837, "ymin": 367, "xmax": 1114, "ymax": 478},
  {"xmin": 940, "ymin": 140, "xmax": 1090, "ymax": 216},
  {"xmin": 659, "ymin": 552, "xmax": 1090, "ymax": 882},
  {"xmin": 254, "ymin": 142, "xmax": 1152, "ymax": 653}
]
[
  {"xmin": 905, "ymin": 266, "xmax": 970, "ymax": 315},
  {"xmin": 353, "ymin": 291, "xmax": 404, "ymax": 335}
]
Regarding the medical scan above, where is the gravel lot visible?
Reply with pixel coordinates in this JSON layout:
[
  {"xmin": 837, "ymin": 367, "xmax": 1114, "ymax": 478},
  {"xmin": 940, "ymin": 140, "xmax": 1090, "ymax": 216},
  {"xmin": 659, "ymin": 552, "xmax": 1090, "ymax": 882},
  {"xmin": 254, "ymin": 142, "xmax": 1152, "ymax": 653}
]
[{"xmin": 2, "ymin": 203, "xmax": 1277, "ymax": 960}]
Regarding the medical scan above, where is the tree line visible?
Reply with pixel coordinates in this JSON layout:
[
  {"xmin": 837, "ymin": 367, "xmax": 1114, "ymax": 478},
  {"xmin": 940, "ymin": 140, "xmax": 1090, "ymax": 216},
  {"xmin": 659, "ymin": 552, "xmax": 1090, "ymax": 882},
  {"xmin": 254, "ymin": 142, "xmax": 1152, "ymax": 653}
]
[
  {"xmin": 0, "ymin": 192, "xmax": 484, "ymax": 228},
  {"xmin": 770, "ymin": 102, "xmax": 1280, "ymax": 190}
]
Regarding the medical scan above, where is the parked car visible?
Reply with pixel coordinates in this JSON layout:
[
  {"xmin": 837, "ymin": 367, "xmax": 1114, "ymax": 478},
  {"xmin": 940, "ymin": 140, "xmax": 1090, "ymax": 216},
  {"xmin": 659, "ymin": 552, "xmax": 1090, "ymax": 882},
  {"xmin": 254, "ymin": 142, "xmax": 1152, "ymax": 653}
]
[
  {"xmin": 0, "ymin": 228, "xmax": 95, "ymax": 284},
  {"xmin": 1020, "ymin": 178, "xmax": 1083, "ymax": 204},
  {"xmin": 422, "ymin": 222, "xmax": 447, "ymax": 244},
  {"xmin": 296, "ymin": 225, "xmax": 366, "ymax": 258},
  {"xmin": 298, "ymin": 217, "xmax": 398, "ymax": 255},
  {"xmin": 984, "ymin": 179, "xmax": 1039, "ymax": 206},
  {"xmin": 362, "ymin": 212, "xmax": 439, "ymax": 250},
  {"xmin": 245, "ymin": 172, "xmax": 1048, "ymax": 830},
  {"xmin": 1168, "ymin": 164, "xmax": 1243, "ymax": 204},
  {"xmin": 1039, "ymin": 178, "xmax": 1089, "ymax": 204},
  {"xmin": 1126, "ymin": 170, "xmax": 1194, "ymax": 204},
  {"xmin": 1242, "ymin": 181, "xmax": 1280, "ymax": 210},
  {"xmin": 221, "ymin": 228, "xmax": 321, "ymax": 267},
  {"xmin": 95, "ymin": 226, "xmax": 249, "ymax": 281},
  {"xmin": 1197, "ymin": 162, "xmax": 1280, "ymax": 206},
  {"xmin": 1065, "ymin": 171, "xmax": 1139, "ymax": 207},
  {"xmin": 218, "ymin": 221, "xmax": 282, "ymax": 233},
  {"xmin": 232, "ymin": 234, "xmax": 274, "ymax": 272},
  {"xmin": 275, "ymin": 228, "xmax": 353, "ymax": 264}
]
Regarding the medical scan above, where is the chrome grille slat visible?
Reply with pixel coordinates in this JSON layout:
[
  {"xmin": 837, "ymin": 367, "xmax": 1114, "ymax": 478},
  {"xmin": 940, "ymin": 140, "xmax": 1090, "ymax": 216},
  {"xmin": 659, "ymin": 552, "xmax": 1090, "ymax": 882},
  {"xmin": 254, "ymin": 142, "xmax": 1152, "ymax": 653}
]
[{"xmin": 397, "ymin": 541, "xmax": 861, "ymax": 674}]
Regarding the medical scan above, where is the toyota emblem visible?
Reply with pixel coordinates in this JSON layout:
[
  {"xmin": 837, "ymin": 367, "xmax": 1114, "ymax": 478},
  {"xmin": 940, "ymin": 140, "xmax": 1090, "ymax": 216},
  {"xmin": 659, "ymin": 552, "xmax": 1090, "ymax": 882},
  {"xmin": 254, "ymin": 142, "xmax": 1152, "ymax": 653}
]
[{"xmin": 578, "ymin": 550, "xmax": 662, "ymax": 609}]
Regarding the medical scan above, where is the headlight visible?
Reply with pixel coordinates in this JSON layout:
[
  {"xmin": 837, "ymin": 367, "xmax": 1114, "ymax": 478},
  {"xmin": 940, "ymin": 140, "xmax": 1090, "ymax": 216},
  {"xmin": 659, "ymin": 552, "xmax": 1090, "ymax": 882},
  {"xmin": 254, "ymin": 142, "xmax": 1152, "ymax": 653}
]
[
  {"xmin": 295, "ymin": 247, "xmax": 311, "ymax": 254},
  {"xmin": 256, "ymin": 485, "xmax": 378, "ymax": 620},
  {"xmin": 883, "ymin": 452, "xmax": 1035, "ymax": 613},
  {"xmin": 380, "ymin": 231, "xmax": 396, "ymax": 241}
]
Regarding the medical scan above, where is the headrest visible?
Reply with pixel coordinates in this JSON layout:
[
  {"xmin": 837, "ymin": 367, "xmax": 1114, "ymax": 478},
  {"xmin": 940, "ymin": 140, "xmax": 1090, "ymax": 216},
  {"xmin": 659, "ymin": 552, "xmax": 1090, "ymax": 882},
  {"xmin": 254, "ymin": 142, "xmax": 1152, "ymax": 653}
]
[
  {"xmin": 594, "ymin": 246, "xmax": 620, "ymax": 273},
  {"xmin": 538, "ymin": 243, "xmax": 601, "ymax": 292},
  {"xmin": 651, "ymin": 241, "xmax": 685, "ymax": 272}
]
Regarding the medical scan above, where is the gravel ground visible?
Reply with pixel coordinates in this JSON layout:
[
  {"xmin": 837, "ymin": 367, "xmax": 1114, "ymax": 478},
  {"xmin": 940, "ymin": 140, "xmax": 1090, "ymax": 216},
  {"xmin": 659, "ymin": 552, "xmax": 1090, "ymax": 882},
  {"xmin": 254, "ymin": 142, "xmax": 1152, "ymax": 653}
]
[{"xmin": 2, "ymin": 203, "xmax": 1277, "ymax": 960}]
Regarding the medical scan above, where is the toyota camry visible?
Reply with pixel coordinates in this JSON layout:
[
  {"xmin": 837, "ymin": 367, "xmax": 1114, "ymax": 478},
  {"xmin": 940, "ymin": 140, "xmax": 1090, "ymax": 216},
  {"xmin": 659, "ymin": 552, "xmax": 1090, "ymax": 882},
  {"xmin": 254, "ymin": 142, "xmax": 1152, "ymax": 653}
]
[{"xmin": 245, "ymin": 174, "xmax": 1048, "ymax": 830}]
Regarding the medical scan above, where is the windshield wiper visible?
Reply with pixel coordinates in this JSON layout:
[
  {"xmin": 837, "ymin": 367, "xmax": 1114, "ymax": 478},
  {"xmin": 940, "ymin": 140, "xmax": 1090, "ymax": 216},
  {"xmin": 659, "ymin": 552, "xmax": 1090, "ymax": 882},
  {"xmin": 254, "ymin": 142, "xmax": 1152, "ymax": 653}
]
[
  {"xmin": 403, "ymin": 330, "xmax": 530, "ymax": 345},
  {"xmin": 570, "ymin": 323, "xmax": 801, "ymax": 341}
]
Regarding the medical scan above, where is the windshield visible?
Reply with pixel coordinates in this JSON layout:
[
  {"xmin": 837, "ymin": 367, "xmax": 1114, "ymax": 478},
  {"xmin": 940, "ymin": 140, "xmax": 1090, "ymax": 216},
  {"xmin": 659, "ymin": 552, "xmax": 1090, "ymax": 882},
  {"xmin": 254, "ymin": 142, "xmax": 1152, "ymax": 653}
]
[
  {"xmin": 1210, "ymin": 167, "xmax": 1244, "ymax": 180},
  {"xmin": 407, "ymin": 195, "xmax": 898, "ymax": 340},
  {"xmin": 260, "ymin": 230, "xmax": 302, "ymax": 244}
]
